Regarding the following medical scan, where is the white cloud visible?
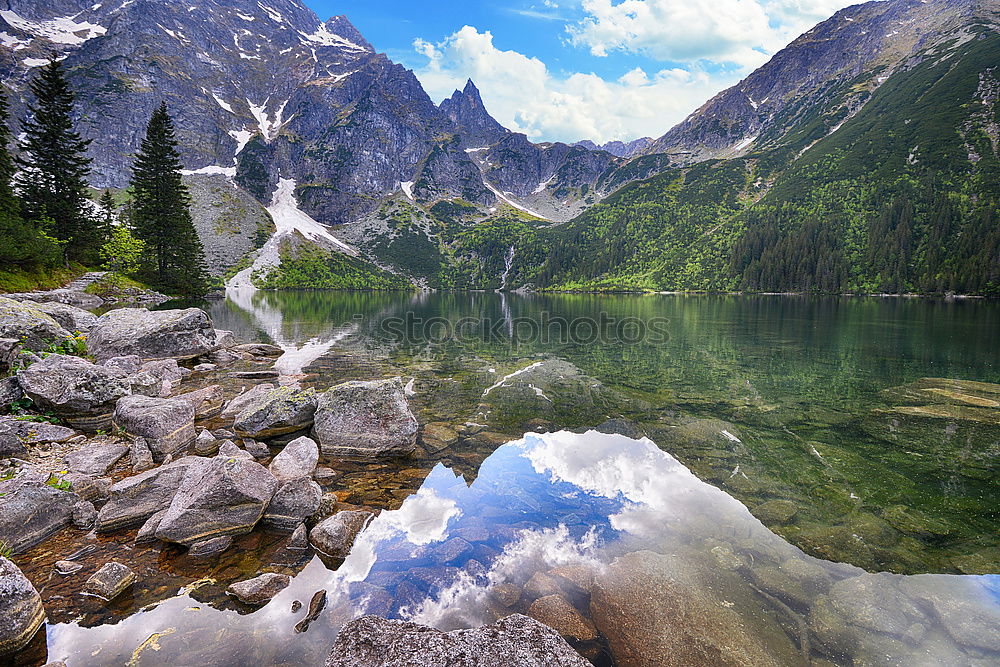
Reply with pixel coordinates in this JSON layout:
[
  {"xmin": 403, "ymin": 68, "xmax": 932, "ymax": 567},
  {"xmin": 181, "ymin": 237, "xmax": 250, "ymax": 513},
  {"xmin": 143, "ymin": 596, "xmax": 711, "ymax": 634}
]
[
  {"xmin": 413, "ymin": 26, "xmax": 736, "ymax": 143},
  {"xmin": 568, "ymin": 0, "xmax": 859, "ymax": 66},
  {"xmin": 411, "ymin": 0, "xmax": 858, "ymax": 143}
]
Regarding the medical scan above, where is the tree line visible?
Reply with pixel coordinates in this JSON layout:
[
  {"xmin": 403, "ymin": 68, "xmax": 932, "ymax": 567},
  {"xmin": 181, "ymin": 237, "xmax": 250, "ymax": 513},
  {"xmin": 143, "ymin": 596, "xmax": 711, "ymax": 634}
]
[{"xmin": 0, "ymin": 60, "xmax": 208, "ymax": 296}]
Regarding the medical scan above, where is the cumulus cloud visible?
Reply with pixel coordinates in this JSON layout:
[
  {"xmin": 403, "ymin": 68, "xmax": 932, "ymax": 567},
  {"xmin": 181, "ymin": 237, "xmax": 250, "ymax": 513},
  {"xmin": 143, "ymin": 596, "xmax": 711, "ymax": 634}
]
[
  {"xmin": 411, "ymin": 0, "xmax": 858, "ymax": 143},
  {"xmin": 413, "ymin": 26, "xmax": 734, "ymax": 143}
]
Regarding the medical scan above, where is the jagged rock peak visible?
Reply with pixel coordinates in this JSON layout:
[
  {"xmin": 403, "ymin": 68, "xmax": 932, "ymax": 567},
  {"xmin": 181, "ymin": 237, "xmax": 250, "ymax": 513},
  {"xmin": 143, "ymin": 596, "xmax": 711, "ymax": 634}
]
[
  {"xmin": 575, "ymin": 138, "xmax": 653, "ymax": 158},
  {"xmin": 440, "ymin": 78, "xmax": 511, "ymax": 148}
]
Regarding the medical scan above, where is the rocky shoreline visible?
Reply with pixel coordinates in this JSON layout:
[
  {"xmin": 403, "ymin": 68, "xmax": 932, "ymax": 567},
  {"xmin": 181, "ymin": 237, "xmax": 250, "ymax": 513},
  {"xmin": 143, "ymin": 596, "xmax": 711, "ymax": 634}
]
[{"xmin": 0, "ymin": 295, "xmax": 593, "ymax": 664}]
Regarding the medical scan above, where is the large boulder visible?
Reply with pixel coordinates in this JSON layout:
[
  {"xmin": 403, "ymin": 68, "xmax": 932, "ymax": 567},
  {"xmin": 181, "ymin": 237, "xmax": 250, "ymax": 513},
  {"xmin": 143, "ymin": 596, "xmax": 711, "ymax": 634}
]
[
  {"xmin": 17, "ymin": 354, "xmax": 131, "ymax": 432},
  {"xmin": 221, "ymin": 383, "xmax": 275, "ymax": 418},
  {"xmin": 268, "ymin": 435, "xmax": 319, "ymax": 483},
  {"xmin": 0, "ymin": 296, "xmax": 72, "ymax": 351},
  {"xmin": 0, "ymin": 417, "xmax": 79, "ymax": 445},
  {"xmin": 64, "ymin": 443, "xmax": 129, "ymax": 476},
  {"xmin": 96, "ymin": 458, "xmax": 200, "ymax": 532},
  {"xmin": 312, "ymin": 378, "xmax": 418, "ymax": 458},
  {"xmin": 0, "ymin": 478, "xmax": 79, "ymax": 553},
  {"xmin": 327, "ymin": 614, "xmax": 589, "ymax": 667},
  {"xmin": 309, "ymin": 510, "xmax": 373, "ymax": 558},
  {"xmin": 154, "ymin": 455, "xmax": 278, "ymax": 546},
  {"xmin": 113, "ymin": 395, "xmax": 195, "ymax": 461},
  {"xmin": 589, "ymin": 550, "xmax": 800, "ymax": 667},
  {"xmin": 88, "ymin": 307, "xmax": 218, "ymax": 362},
  {"xmin": 263, "ymin": 477, "xmax": 322, "ymax": 531},
  {"xmin": 233, "ymin": 386, "xmax": 317, "ymax": 439},
  {"xmin": 0, "ymin": 557, "xmax": 46, "ymax": 656},
  {"xmin": 31, "ymin": 301, "xmax": 99, "ymax": 335}
]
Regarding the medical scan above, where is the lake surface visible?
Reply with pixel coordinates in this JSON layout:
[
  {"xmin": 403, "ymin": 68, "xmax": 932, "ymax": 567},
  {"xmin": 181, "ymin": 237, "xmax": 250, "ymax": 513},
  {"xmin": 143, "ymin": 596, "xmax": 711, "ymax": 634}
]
[{"xmin": 12, "ymin": 291, "xmax": 1000, "ymax": 665}]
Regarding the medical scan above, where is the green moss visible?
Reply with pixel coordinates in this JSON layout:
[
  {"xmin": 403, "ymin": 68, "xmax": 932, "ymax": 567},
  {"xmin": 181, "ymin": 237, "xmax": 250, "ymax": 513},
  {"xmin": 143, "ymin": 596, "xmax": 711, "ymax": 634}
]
[{"xmin": 0, "ymin": 263, "xmax": 88, "ymax": 293}]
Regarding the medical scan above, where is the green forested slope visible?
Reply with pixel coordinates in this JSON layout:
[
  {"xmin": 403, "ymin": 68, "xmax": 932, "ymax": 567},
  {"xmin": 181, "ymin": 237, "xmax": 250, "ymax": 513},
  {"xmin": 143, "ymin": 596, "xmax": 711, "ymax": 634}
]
[{"xmin": 523, "ymin": 30, "xmax": 1000, "ymax": 295}]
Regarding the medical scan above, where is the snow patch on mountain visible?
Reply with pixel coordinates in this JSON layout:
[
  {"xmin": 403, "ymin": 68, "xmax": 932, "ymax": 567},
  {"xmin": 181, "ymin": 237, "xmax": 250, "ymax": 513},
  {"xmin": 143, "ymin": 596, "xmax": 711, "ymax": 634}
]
[
  {"xmin": 0, "ymin": 10, "xmax": 106, "ymax": 46},
  {"xmin": 301, "ymin": 24, "xmax": 369, "ymax": 52}
]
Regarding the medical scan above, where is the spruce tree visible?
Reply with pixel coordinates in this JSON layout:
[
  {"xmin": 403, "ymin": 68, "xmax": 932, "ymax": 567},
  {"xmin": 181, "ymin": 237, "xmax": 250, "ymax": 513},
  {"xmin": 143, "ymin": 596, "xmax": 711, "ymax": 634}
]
[
  {"xmin": 15, "ymin": 59, "xmax": 96, "ymax": 265},
  {"xmin": 0, "ymin": 89, "xmax": 58, "ymax": 268},
  {"xmin": 129, "ymin": 102, "xmax": 208, "ymax": 296}
]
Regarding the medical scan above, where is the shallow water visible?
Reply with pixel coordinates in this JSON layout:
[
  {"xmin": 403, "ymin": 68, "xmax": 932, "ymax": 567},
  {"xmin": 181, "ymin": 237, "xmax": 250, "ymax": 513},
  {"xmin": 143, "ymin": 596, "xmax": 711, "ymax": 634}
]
[{"xmin": 9, "ymin": 291, "xmax": 1000, "ymax": 665}]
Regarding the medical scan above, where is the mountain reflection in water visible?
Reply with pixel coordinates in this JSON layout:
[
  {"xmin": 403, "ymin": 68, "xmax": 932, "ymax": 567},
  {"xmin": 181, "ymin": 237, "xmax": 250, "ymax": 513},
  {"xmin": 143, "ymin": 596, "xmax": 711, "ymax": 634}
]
[{"xmin": 38, "ymin": 431, "xmax": 1000, "ymax": 666}]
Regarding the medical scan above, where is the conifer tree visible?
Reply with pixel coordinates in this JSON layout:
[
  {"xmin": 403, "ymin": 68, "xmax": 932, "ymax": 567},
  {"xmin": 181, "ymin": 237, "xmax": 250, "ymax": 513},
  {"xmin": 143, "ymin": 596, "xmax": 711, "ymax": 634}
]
[
  {"xmin": 129, "ymin": 102, "xmax": 208, "ymax": 296},
  {"xmin": 15, "ymin": 59, "xmax": 96, "ymax": 265},
  {"xmin": 0, "ymin": 88, "xmax": 58, "ymax": 267},
  {"xmin": 96, "ymin": 189, "xmax": 115, "ymax": 244}
]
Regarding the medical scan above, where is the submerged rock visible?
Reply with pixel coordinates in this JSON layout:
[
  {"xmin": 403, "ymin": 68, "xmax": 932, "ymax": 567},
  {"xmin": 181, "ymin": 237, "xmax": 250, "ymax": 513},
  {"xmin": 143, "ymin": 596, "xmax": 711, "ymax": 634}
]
[
  {"xmin": 227, "ymin": 572, "xmax": 290, "ymax": 605},
  {"xmin": 113, "ymin": 395, "xmax": 195, "ymax": 461},
  {"xmin": 17, "ymin": 354, "xmax": 131, "ymax": 432},
  {"xmin": 234, "ymin": 386, "xmax": 317, "ymax": 439},
  {"xmin": 189, "ymin": 535, "xmax": 233, "ymax": 558},
  {"xmin": 0, "ymin": 296, "xmax": 71, "ymax": 351},
  {"xmin": 309, "ymin": 510, "xmax": 373, "ymax": 558},
  {"xmin": 88, "ymin": 307, "xmax": 219, "ymax": 362},
  {"xmin": 312, "ymin": 378, "xmax": 418, "ymax": 458},
  {"xmin": 326, "ymin": 614, "xmax": 589, "ymax": 667},
  {"xmin": 590, "ymin": 550, "xmax": 799, "ymax": 667},
  {"xmin": 528, "ymin": 594, "xmax": 597, "ymax": 640},
  {"xmin": 84, "ymin": 562, "xmax": 136, "ymax": 601},
  {"xmin": 155, "ymin": 455, "xmax": 278, "ymax": 546},
  {"xmin": 0, "ymin": 557, "xmax": 46, "ymax": 656}
]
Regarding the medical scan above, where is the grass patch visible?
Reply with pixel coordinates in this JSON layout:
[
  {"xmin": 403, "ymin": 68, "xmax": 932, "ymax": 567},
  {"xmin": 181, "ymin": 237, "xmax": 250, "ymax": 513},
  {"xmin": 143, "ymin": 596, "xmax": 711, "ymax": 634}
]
[{"xmin": 0, "ymin": 263, "xmax": 87, "ymax": 294}]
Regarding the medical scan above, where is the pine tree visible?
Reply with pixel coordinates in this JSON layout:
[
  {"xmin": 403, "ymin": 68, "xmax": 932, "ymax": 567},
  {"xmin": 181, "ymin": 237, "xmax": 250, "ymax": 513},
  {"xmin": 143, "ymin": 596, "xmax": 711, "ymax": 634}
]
[
  {"xmin": 129, "ymin": 102, "xmax": 208, "ymax": 296},
  {"xmin": 15, "ymin": 59, "xmax": 96, "ymax": 265},
  {"xmin": 0, "ymin": 88, "xmax": 58, "ymax": 268},
  {"xmin": 96, "ymin": 189, "xmax": 115, "ymax": 244}
]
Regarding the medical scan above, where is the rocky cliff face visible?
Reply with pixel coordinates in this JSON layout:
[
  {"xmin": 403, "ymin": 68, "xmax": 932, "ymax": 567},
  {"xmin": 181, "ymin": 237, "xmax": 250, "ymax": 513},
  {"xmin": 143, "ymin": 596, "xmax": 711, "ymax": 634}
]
[
  {"xmin": 575, "ymin": 138, "xmax": 652, "ymax": 158},
  {"xmin": 644, "ymin": 0, "xmax": 999, "ymax": 164}
]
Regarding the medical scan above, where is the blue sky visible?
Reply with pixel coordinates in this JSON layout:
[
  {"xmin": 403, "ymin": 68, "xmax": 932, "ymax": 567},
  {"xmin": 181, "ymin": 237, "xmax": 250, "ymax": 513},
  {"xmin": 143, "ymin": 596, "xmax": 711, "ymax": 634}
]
[{"xmin": 303, "ymin": 0, "xmax": 858, "ymax": 144}]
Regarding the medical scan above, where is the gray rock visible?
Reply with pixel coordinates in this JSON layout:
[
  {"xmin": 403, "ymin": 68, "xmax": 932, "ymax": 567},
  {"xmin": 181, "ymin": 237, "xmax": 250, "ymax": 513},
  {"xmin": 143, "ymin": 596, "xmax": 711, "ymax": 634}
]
[
  {"xmin": 312, "ymin": 378, "xmax": 418, "ymax": 458},
  {"xmin": 0, "ymin": 479, "xmax": 79, "ymax": 553},
  {"xmin": 194, "ymin": 363, "xmax": 216, "ymax": 372},
  {"xmin": 263, "ymin": 478, "xmax": 322, "ymax": 531},
  {"xmin": 130, "ymin": 437, "xmax": 155, "ymax": 473},
  {"xmin": 135, "ymin": 510, "xmax": 167, "ymax": 545},
  {"xmin": 222, "ymin": 384, "xmax": 276, "ymax": 419},
  {"xmin": 125, "ymin": 371, "xmax": 163, "ymax": 397},
  {"xmin": 97, "ymin": 458, "xmax": 200, "ymax": 532},
  {"xmin": 84, "ymin": 562, "xmax": 136, "ymax": 601},
  {"xmin": 326, "ymin": 614, "xmax": 589, "ymax": 667},
  {"xmin": 309, "ymin": 510, "xmax": 373, "ymax": 558},
  {"xmin": 188, "ymin": 536, "xmax": 233, "ymax": 558},
  {"xmin": 72, "ymin": 500, "xmax": 98, "ymax": 529},
  {"xmin": 140, "ymin": 359, "xmax": 192, "ymax": 384},
  {"xmin": 0, "ymin": 418, "xmax": 79, "ymax": 445},
  {"xmin": 218, "ymin": 440, "xmax": 254, "ymax": 460},
  {"xmin": 0, "ymin": 338, "xmax": 21, "ymax": 374},
  {"xmin": 288, "ymin": 523, "xmax": 309, "ymax": 550},
  {"xmin": 234, "ymin": 343, "xmax": 283, "ymax": 357},
  {"xmin": 269, "ymin": 435, "xmax": 319, "ymax": 483},
  {"xmin": 32, "ymin": 302, "xmax": 99, "ymax": 335},
  {"xmin": 214, "ymin": 330, "xmax": 238, "ymax": 349},
  {"xmin": 17, "ymin": 354, "xmax": 131, "ymax": 432},
  {"xmin": 0, "ymin": 376, "xmax": 23, "ymax": 408},
  {"xmin": 54, "ymin": 560, "xmax": 83, "ymax": 576},
  {"xmin": 234, "ymin": 386, "xmax": 317, "ymax": 439},
  {"xmin": 528, "ymin": 594, "xmax": 597, "ymax": 641},
  {"xmin": 62, "ymin": 473, "xmax": 110, "ymax": 504},
  {"xmin": 227, "ymin": 572, "xmax": 291, "ymax": 605},
  {"xmin": 194, "ymin": 429, "xmax": 219, "ymax": 456},
  {"xmin": 103, "ymin": 355, "xmax": 143, "ymax": 375},
  {"xmin": 0, "ymin": 296, "xmax": 72, "ymax": 352},
  {"xmin": 243, "ymin": 438, "xmax": 271, "ymax": 459},
  {"xmin": 113, "ymin": 395, "xmax": 196, "ymax": 461},
  {"xmin": 0, "ymin": 421, "xmax": 24, "ymax": 457},
  {"xmin": 65, "ymin": 443, "xmax": 129, "ymax": 476},
  {"xmin": 89, "ymin": 307, "xmax": 219, "ymax": 362},
  {"xmin": 0, "ymin": 557, "xmax": 46, "ymax": 656},
  {"xmin": 207, "ymin": 349, "xmax": 242, "ymax": 365},
  {"xmin": 155, "ymin": 455, "xmax": 278, "ymax": 546}
]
